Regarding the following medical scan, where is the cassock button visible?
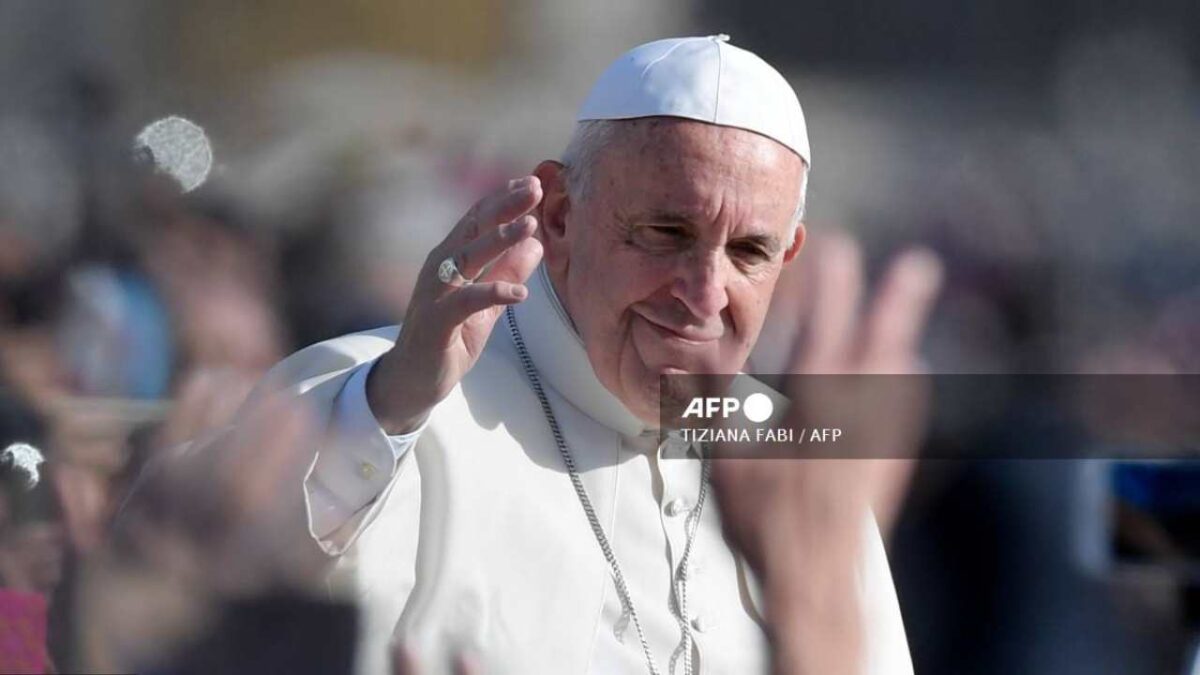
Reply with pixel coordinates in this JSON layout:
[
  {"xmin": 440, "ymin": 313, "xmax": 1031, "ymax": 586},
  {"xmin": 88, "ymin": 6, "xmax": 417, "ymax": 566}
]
[
  {"xmin": 660, "ymin": 438, "xmax": 689, "ymax": 459},
  {"xmin": 359, "ymin": 462, "xmax": 377, "ymax": 480},
  {"xmin": 691, "ymin": 615, "xmax": 712, "ymax": 633},
  {"xmin": 665, "ymin": 498, "xmax": 690, "ymax": 517}
]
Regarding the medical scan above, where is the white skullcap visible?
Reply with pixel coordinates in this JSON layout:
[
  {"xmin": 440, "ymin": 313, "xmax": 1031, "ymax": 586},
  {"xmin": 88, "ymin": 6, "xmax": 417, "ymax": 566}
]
[{"xmin": 577, "ymin": 34, "xmax": 811, "ymax": 166}]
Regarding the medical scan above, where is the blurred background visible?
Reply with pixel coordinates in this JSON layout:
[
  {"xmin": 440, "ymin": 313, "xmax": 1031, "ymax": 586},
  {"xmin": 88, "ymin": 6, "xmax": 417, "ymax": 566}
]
[{"xmin": 0, "ymin": 0, "xmax": 1197, "ymax": 673}]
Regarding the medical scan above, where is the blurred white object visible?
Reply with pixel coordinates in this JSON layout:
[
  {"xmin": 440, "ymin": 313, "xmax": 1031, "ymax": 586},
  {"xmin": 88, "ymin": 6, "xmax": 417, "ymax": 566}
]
[
  {"xmin": 133, "ymin": 116, "xmax": 213, "ymax": 192},
  {"xmin": 577, "ymin": 35, "xmax": 811, "ymax": 165},
  {"xmin": 1, "ymin": 442, "xmax": 44, "ymax": 488}
]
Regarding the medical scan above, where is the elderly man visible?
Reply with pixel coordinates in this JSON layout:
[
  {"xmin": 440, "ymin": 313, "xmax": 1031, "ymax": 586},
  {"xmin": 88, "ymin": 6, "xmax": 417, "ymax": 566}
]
[{"xmin": 246, "ymin": 36, "xmax": 935, "ymax": 675}]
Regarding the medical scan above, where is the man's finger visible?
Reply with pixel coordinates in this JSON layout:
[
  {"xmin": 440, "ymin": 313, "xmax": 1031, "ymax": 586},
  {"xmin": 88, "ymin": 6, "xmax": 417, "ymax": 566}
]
[
  {"xmin": 434, "ymin": 281, "xmax": 529, "ymax": 334},
  {"xmin": 859, "ymin": 247, "xmax": 942, "ymax": 371},
  {"xmin": 479, "ymin": 234, "xmax": 544, "ymax": 287},
  {"xmin": 455, "ymin": 215, "xmax": 538, "ymax": 281},
  {"xmin": 445, "ymin": 176, "xmax": 542, "ymax": 250},
  {"xmin": 792, "ymin": 233, "xmax": 863, "ymax": 374}
]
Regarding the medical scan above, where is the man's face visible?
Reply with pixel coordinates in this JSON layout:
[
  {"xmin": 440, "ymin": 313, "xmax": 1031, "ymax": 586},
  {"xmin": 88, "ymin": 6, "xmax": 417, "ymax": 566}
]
[{"xmin": 542, "ymin": 119, "xmax": 806, "ymax": 423}]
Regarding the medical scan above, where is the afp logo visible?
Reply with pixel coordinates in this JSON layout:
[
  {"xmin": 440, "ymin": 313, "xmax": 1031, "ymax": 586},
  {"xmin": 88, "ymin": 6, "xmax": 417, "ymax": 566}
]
[{"xmin": 681, "ymin": 392, "xmax": 774, "ymax": 423}]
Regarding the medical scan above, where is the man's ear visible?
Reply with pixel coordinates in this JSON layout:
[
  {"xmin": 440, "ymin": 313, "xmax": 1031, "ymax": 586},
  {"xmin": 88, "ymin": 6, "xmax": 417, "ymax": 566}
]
[
  {"xmin": 782, "ymin": 221, "xmax": 807, "ymax": 263},
  {"xmin": 534, "ymin": 160, "xmax": 570, "ymax": 242}
]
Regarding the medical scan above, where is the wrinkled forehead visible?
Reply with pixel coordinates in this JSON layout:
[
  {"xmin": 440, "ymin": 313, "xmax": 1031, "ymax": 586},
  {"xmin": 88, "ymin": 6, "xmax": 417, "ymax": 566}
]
[{"xmin": 594, "ymin": 118, "xmax": 804, "ymax": 228}]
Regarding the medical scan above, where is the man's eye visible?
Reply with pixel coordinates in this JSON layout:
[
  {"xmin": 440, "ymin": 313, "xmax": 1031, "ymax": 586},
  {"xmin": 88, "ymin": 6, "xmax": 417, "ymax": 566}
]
[
  {"xmin": 635, "ymin": 225, "xmax": 690, "ymax": 247},
  {"xmin": 729, "ymin": 243, "xmax": 769, "ymax": 262}
]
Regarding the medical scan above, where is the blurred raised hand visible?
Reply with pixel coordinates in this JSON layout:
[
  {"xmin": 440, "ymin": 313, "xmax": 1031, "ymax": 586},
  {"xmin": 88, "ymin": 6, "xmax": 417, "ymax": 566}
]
[
  {"xmin": 156, "ymin": 366, "xmax": 260, "ymax": 449},
  {"xmin": 711, "ymin": 232, "xmax": 942, "ymax": 675},
  {"xmin": 83, "ymin": 387, "xmax": 332, "ymax": 670}
]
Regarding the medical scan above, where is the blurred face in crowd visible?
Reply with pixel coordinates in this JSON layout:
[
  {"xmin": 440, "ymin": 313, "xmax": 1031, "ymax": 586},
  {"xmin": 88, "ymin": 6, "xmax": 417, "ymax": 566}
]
[
  {"xmin": 16, "ymin": 523, "xmax": 64, "ymax": 592},
  {"xmin": 537, "ymin": 118, "xmax": 806, "ymax": 423},
  {"xmin": 0, "ymin": 514, "xmax": 65, "ymax": 593}
]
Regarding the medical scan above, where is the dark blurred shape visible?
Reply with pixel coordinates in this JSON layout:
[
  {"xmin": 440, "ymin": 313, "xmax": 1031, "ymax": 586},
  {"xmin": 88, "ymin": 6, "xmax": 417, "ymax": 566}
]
[
  {"xmin": 142, "ymin": 594, "xmax": 358, "ymax": 675},
  {"xmin": 892, "ymin": 460, "xmax": 1186, "ymax": 675},
  {"xmin": 702, "ymin": 0, "xmax": 1200, "ymax": 73},
  {"xmin": 1112, "ymin": 462, "xmax": 1200, "ymax": 573}
]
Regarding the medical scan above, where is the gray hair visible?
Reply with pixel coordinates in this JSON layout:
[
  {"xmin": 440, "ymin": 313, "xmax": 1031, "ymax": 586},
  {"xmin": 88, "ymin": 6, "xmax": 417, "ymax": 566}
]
[{"xmin": 560, "ymin": 119, "xmax": 809, "ymax": 237}]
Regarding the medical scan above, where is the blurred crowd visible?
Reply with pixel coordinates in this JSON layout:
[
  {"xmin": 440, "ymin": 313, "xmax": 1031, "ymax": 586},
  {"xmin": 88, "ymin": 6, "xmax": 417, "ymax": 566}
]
[
  {"xmin": 0, "ymin": 67, "xmax": 501, "ymax": 674},
  {"xmin": 1, "ymin": 1, "xmax": 1198, "ymax": 673}
]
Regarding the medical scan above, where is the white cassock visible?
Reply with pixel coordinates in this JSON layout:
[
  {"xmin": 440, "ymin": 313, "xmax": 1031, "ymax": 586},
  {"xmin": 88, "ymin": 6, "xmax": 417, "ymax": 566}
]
[{"xmin": 243, "ymin": 263, "xmax": 913, "ymax": 675}]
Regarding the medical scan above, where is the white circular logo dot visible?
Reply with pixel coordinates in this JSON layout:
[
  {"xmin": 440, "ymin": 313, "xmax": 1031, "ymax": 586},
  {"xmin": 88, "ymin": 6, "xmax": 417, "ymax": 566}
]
[{"xmin": 742, "ymin": 393, "xmax": 773, "ymax": 423}]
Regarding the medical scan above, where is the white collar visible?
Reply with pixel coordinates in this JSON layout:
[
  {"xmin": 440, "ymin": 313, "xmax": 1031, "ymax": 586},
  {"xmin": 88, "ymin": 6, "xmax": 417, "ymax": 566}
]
[{"xmin": 509, "ymin": 263, "xmax": 652, "ymax": 439}]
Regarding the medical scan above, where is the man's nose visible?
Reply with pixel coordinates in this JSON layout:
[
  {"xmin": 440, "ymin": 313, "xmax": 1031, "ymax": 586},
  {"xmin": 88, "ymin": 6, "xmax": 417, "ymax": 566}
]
[{"xmin": 671, "ymin": 251, "xmax": 730, "ymax": 321}]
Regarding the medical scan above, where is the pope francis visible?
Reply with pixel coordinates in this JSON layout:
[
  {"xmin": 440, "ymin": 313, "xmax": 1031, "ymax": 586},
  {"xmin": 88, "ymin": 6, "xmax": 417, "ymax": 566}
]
[{"xmin": 239, "ymin": 36, "xmax": 929, "ymax": 675}]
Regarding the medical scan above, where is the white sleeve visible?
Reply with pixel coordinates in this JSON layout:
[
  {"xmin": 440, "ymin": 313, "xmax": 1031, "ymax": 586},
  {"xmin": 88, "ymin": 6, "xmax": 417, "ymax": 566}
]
[{"xmin": 303, "ymin": 358, "xmax": 426, "ymax": 542}]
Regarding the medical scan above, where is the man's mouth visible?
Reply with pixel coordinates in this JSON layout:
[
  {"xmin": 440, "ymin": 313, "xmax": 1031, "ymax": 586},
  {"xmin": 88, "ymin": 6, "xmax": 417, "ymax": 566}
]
[{"xmin": 632, "ymin": 310, "xmax": 723, "ymax": 344}]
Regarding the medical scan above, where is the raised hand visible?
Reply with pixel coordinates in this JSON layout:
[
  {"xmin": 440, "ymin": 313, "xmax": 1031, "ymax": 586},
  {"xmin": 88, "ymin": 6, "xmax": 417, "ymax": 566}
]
[
  {"xmin": 85, "ymin": 394, "xmax": 332, "ymax": 671},
  {"xmin": 367, "ymin": 176, "xmax": 545, "ymax": 434},
  {"xmin": 780, "ymin": 231, "xmax": 942, "ymax": 375},
  {"xmin": 710, "ymin": 232, "xmax": 942, "ymax": 675}
]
